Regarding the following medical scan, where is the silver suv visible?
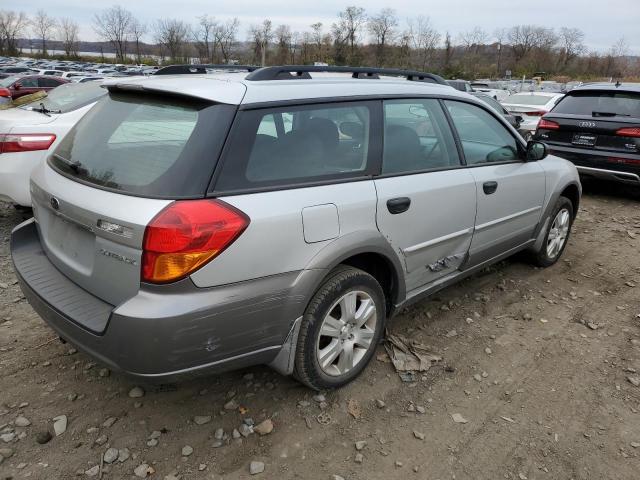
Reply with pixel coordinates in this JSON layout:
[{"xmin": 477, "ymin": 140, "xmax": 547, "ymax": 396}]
[{"xmin": 11, "ymin": 66, "xmax": 581, "ymax": 390}]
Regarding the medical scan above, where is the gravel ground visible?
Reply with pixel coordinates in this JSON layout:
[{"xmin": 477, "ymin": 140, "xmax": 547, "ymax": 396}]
[{"xmin": 1, "ymin": 181, "xmax": 639, "ymax": 480}]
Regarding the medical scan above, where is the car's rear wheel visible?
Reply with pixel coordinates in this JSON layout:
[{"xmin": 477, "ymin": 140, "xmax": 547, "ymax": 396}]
[
  {"xmin": 531, "ymin": 196, "xmax": 574, "ymax": 267},
  {"xmin": 293, "ymin": 266, "xmax": 385, "ymax": 390}
]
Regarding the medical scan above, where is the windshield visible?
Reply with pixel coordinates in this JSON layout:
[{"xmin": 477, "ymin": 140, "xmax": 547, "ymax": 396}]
[
  {"xmin": 505, "ymin": 94, "xmax": 555, "ymax": 106},
  {"xmin": 0, "ymin": 76, "xmax": 19, "ymax": 87},
  {"xmin": 552, "ymin": 91, "xmax": 640, "ymax": 118},
  {"xmin": 24, "ymin": 82, "xmax": 106, "ymax": 113}
]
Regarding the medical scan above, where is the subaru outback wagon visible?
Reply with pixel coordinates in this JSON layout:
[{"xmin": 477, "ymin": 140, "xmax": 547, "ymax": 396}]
[{"xmin": 11, "ymin": 66, "xmax": 581, "ymax": 390}]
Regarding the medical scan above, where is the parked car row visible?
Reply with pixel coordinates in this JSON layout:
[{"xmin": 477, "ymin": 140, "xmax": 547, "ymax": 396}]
[
  {"xmin": 6, "ymin": 64, "xmax": 582, "ymax": 390},
  {"xmin": 0, "ymin": 56, "xmax": 159, "ymax": 86}
]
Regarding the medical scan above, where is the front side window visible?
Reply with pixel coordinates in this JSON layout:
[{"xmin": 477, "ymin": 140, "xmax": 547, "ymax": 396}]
[
  {"xmin": 445, "ymin": 101, "xmax": 520, "ymax": 165},
  {"xmin": 382, "ymin": 99, "xmax": 460, "ymax": 174},
  {"xmin": 214, "ymin": 102, "xmax": 373, "ymax": 191},
  {"xmin": 18, "ymin": 77, "xmax": 38, "ymax": 88}
]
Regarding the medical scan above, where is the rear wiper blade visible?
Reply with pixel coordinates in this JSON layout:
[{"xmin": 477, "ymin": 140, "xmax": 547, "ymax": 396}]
[
  {"xmin": 32, "ymin": 102, "xmax": 62, "ymax": 116},
  {"xmin": 53, "ymin": 154, "xmax": 87, "ymax": 175},
  {"xmin": 592, "ymin": 111, "xmax": 631, "ymax": 117}
]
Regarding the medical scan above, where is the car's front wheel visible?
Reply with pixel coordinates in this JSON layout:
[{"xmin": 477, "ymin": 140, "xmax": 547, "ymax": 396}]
[
  {"xmin": 293, "ymin": 266, "xmax": 385, "ymax": 390},
  {"xmin": 531, "ymin": 196, "xmax": 574, "ymax": 267}
]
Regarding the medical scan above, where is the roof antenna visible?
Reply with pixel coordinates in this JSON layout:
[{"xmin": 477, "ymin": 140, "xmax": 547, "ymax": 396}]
[{"xmin": 615, "ymin": 79, "xmax": 622, "ymax": 87}]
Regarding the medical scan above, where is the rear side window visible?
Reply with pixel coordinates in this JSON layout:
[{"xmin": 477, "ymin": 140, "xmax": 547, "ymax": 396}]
[
  {"xmin": 50, "ymin": 92, "xmax": 236, "ymax": 198},
  {"xmin": 445, "ymin": 101, "xmax": 520, "ymax": 165},
  {"xmin": 214, "ymin": 102, "xmax": 376, "ymax": 192},
  {"xmin": 553, "ymin": 91, "xmax": 640, "ymax": 118},
  {"xmin": 382, "ymin": 99, "xmax": 460, "ymax": 174}
]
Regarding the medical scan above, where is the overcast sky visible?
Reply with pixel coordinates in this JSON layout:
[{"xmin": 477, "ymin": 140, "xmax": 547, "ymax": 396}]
[{"xmin": 16, "ymin": 0, "xmax": 640, "ymax": 53}]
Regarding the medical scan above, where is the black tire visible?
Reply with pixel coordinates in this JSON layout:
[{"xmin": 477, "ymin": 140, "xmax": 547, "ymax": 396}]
[
  {"xmin": 293, "ymin": 266, "xmax": 385, "ymax": 390},
  {"xmin": 531, "ymin": 196, "xmax": 574, "ymax": 267}
]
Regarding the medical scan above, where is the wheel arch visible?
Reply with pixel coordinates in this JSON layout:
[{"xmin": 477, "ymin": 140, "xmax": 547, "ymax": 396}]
[{"xmin": 303, "ymin": 231, "xmax": 406, "ymax": 315}]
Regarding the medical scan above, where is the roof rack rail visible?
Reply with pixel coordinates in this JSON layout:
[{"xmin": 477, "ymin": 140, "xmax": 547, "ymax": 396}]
[
  {"xmin": 245, "ymin": 65, "xmax": 447, "ymax": 85},
  {"xmin": 154, "ymin": 64, "xmax": 261, "ymax": 76}
]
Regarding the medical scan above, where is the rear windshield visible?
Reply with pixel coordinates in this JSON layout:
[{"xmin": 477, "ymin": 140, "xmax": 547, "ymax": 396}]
[
  {"xmin": 552, "ymin": 90, "xmax": 640, "ymax": 118},
  {"xmin": 49, "ymin": 92, "xmax": 235, "ymax": 198},
  {"xmin": 505, "ymin": 94, "xmax": 555, "ymax": 106},
  {"xmin": 23, "ymin": 82, "xmax": 106, "ymax": 113}
]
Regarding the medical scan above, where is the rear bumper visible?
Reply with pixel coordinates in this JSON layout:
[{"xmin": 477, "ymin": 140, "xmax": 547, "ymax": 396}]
[
  {"xmin": 11, "ymin": 219, "xmax": 322, "ymax": 381},
  {"xmin": 546, "ymin": 144, "xmax": 640, "ymax": 185}
]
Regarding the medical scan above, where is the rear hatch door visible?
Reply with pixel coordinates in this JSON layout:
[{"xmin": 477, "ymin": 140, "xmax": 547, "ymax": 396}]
[{"xmin": 31, "ymin": 89, "xmax": 237, "ymax": 306}]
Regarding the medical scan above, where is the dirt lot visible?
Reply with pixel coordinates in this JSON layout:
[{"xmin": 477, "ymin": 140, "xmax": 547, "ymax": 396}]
[{"xmin": 1, "ymin": 182, "xmax": 639, "ymax": 480}]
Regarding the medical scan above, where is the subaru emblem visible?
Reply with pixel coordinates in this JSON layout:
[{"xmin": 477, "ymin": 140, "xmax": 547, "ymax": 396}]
[{"xmin": 50, "ymin": 197, "xmax": 60, "ymax": 210}]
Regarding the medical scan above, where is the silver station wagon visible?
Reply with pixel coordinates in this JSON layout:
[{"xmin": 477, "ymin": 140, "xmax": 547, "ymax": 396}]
[{"xmin": 11, "ymin": 65, "xmax": 581, "ymax": 390}]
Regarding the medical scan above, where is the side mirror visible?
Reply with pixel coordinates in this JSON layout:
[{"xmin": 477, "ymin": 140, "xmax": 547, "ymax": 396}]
[
  {"xmin": 526, "ymin": 140, "xmax": 548, "ymax": 161},
  {"xmin": 13, "ymin": 82, "xmax": 21, "ymax": 90},
  {"xmin": 514, "ymin": 114, "xmax": 523, "ymax": 124}
]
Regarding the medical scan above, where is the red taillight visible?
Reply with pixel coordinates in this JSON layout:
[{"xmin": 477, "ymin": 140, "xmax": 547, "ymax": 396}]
[
  {"xmin": 616, "ymin": 127, "xmax": 640, "ymax": 138},
  {"xmin": 525, "ymin": 110, "xmax": 547, "ymax": 117},
  {"xmin": 607, "ymin": 157, "xmax": 640, "ymax": 165},
  {"xmin": 0, "ymin": 133, "xmax": 56, "ymax": 153},
  {"xmin": 0, "ymin": 87, "xmax": 11, "ymax": 98},
  {"xmin": 141, "ymin": 199, "xmax": 250, "ymax": 284},
  {"xmin": 538, "ymin": 119, "xmax": 560, "ymax": 130}
]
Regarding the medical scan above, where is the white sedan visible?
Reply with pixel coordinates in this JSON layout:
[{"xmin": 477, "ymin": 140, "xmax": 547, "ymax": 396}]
[
  {"xmin": 502, "ymin": 92, "xmax": 564, "ymax": 141},
  {"xmin": 0, "ymin": 81, "xmax": 106, "ymax": 206}
]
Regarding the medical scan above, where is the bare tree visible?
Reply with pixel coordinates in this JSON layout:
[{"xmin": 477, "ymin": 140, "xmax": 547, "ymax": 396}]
[
  {"xmin": 93, "ymin": 5, "xmax": 133, "ymax": 62},
  {"xmin": 334, "ymin": 6, "xmax": 367, "ymax": 62},
  {"xmin": 194, "ymin": 14, "xmax": 217, "ymax": 63},
  {"xmin": 59, "ymin": 18, "xmax": 80, "ymax": 57},
  {"xmin": 459, "ymin": 27, "xmax": 488, "ymax": 54},
  {"xmin": 508, "ymin": 25, "xmax": 556, "ymax": 63},
  {"xmin": 154, "ymin": 18, "xmax": 189, "ymax": 62},
  {"xmin": 368, "ymin": 8, "xmax": 398, "ymax": 66},
  {"xmin": 310, "ymin": 22, "xmax": 324, "ymax": 61},
  {"xmin": 406, "ymin": 16, "xmax": 441, "ymax": 70},
  {"xmin": 129, "ymin": 19, "xmax": 147, "ymax": 64},
  {"xmin": 0, "ymin": 10, "xmax": 28, "ymax": 56},
  {"xmin": 274, "ymin": 24, "xmax": 292, "ymax": 65},
  {"xmin": 214, "ymin": 18, "xmax": 239, "ymax": 64},
  {"xmin": 31, "ymin": 10, "xmax": 57, "ymax": 56},
  {"xmin": 557, "ymin": 27, "xmax": 585, "ymax": 68},
  {"xmin": 249, "ymin": 19, "xmax": 273, "ymax": 66}
]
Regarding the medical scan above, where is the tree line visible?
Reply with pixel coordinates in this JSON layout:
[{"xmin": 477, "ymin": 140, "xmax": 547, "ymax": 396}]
[{"xmin": 0, "ymin": 6, "xmax": 637, "ymax": 79}]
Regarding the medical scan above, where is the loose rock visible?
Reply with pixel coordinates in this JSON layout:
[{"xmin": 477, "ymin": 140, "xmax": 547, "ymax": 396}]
[
  {"xmin": 254, "ymin": 419, "xmax": 274, "ymax": 436},
  {"xmin": 85, "ymin": 465, "xmax": 100, "ymax": 477},
  {"xmin": 128, "ymin": 386, "xmax": 145, "ymax": 398},
  {"xmin": 182, "ymin": 445, "xmax": 193, "ymax": 457},
  {"xmin": 103, "ymin": 447, "xmax": 119, "ymax": 464},
  {"xmin": 14, "ymin": 416, "xmax": 31, "ymax": 427},
  {"xmin": 249, "ymin": 460, "xmax": 265, "ymax": 475},
  {"xmin": 355, "ymin": 440, "xmax": 367, "ymax": 451},
  {"xmin": 53, "ymin": 415, "xmax": 67, "ymax": 436},
  {"xmin": 451, "ymin": 413, "xmax": 469, "ymax": 424},
  {"xmin": 193, "ymin": 415, "xmax": 211, "ymax": 425}
]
